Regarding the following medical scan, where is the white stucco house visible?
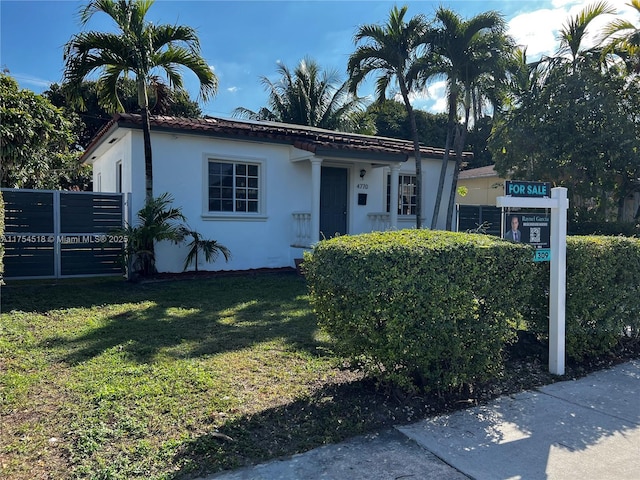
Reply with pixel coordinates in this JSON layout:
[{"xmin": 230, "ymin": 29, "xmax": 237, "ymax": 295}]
[{"xmin": 82, "ymin": 113, "xmax": 470, "ymax": 273}]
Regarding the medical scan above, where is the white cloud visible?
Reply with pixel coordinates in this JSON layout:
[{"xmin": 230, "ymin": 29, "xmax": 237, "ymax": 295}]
[
  {"xmin": 508, "ymin": 9, "xmax": 562, "ymax": 59},
  {"xmin": 12, "ymin": 73, "xmax": 53, "ymax": 90},
  {"xmin": 508, "ymin": 0, "xmax": 628, "ymax": 61},
  {"xmin": 227, "ymin": 86, "xmax": 239, "ymax": 93}
]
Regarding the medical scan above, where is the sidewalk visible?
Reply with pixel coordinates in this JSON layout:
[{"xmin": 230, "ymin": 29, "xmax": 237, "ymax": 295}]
[{"xmin": 203, "ymin": 360, "xmax": 640, "ymax": 480}]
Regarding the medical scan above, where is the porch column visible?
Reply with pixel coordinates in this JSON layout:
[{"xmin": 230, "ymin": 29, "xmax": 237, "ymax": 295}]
[
  {"xmin": 389, "ymin": 163, "xmax": 400, "ymax": 230},
  {"xmin": 311, "ymin": 158, "xmax": 323, "ymax": 242}
]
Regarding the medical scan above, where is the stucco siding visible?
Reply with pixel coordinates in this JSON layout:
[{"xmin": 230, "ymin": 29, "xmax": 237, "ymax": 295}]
[{"xmin": 90, "ymin": 122, "xmax": 459, "ymax": 273}]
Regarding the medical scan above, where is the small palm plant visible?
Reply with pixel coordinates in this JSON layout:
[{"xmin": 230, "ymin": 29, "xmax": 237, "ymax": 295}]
[
  {"xmin": 178, "ymin": 226, "xmax": 231, "ymax": 272},
  {"xmin": 118, "ymin": 193, "xmax": 185, "ymax": 278}
]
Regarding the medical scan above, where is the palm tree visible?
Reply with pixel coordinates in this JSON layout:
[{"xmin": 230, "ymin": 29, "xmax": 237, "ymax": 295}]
[
  {"xmin": 118, "ymin": 192, "xmax": 185, "ymax": 277},
  {"xmin": 63, "ymin": 0, "xmax": 217, "ymax": 201},
  {"xmin": 178, "ymin": 226, "xmax": 230, "ymax": 272},
  {"xmin": 347, "ymin": 5, "xmax": 431, "ymax": 229},
  {"xmin": 601, "ymin": 0, "xmax": 640, "ymax": 73},
  {"xmin": 424, "ymin": 7, "xmax": 510, "ymax": 230},
  {"xmin": 556, "ymin": 1, "xmax": 616, "ymax": 70},
  {"xmin": 234, "ymin": 57, "xmax": 367, "ymax": 133}
]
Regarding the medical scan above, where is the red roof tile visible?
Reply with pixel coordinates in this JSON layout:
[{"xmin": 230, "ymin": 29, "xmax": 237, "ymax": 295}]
[{"xmin": 82, "ymin": 113, "xmax": 473, "ymax": 163}]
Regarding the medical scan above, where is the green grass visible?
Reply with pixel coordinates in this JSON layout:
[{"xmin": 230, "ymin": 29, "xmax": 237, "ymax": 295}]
[
  {"xmin": 3, "ymin": 272, "xmax": 638, "ymax": 479},
  {"xmin": 1, "ymin": 273, "xmax": 376, "ymax": 479}
]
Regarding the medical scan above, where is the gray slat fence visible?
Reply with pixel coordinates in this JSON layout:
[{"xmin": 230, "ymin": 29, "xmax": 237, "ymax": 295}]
[
  {"xmin": 1, "ymin": 189, "xmax": 129, "ymax": 279},
  {"xmin": 457, "ymin": 204, "xmax": 502, "ymax": 236}
]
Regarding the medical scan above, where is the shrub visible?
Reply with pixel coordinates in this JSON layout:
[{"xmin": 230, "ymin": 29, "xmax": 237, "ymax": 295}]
[
  {"xmin": 568, "ymin": 221, "xmax": 639, "ymax": 237},
  {"xmin": 117, "ymin": 193, "xmax": 185, "ymax": 278},
  {"xmin": 304, "ymin": 229, "xmax": 536, "ymax": 393},
  {"xmin": 178, "ymin": 225, "xmax": 231, "ymax": 272},
  {"xmin": 528, "ymin": 236, "xmax": 640, "ymax": 361},
  {"xmin": 0, "ymin": 190, "xmax": 4, "ymax": 284}
]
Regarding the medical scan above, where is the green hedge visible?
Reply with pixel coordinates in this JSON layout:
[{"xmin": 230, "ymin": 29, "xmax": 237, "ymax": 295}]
[
  {"xmin": 304, "ymin": 230, "xmax": 536, "ymax": 393},
  {"xmin": 528, "ymin": 236, "xmax": 640, "ymax": 361},
  {"xmin": 568, "ymin": 221, "xmax": 639, "ymax": 237},
  {"xmin": 0, "ymin": 190, "xmax": 4, "ymax": 283}
]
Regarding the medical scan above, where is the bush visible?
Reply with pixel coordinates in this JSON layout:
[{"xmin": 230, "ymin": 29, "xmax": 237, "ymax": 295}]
[
  {"xmin": 304, "ymin": 229, "xmax": 536, "ymax": 393},
  {"xmin": 528, "ymin": 236, "xmax": 640, "ymax": 361},
  {"xmin": 568, "ymin": 221, "xmax": 639, "ymax": 237},
  {"xmin": 0, "ymin": 190, "xmax": 4, "ymax": 283}
]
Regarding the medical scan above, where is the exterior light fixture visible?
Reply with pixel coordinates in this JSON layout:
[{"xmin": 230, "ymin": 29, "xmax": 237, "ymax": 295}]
[{"xmin": 360, "ymin": 168, "xmax": 366, "ymax": 178}]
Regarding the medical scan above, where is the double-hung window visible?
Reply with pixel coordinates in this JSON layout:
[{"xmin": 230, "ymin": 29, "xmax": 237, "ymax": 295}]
[
  {"xmin": 208, "ymin": 160, "xmax": 260, "ymax": 213},
  {"xmin": 386, "ymin": 174, "xmax": 417, "ymax": 215}
]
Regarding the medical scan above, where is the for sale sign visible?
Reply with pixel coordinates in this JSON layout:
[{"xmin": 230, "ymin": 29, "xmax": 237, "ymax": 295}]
[{"xmin": 503, "ymin": 212, "xmax": 551, "ymax": 255}]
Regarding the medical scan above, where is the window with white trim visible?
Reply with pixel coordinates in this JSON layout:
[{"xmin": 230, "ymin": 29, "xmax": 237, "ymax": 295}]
[
  {"xmin": 208, "ymin": 160, "xmax": 260, "ymax": 213},
  {"xmin": 387, "ymin": 174, "xmax": 417, "ymax": 215}
]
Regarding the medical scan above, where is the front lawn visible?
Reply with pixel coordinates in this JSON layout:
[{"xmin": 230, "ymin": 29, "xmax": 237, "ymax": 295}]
[
  {"xmin": 0, "ymin": 273, "xmax": 379, "ymax": 479},
  {"xmin": 1, "ymin": 272, "xmax": 637, "ymax": 479}
]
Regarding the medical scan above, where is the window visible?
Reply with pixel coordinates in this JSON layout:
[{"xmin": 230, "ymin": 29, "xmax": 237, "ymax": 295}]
[
  {"xmin": 116, "ymin": 161, "xmax": 122, "ymax": 193},
  {"xmin": 208, "ymin": 160, "xmax": 260, "ymax": 213},
  {"xmin": 387, "ymin": 174, "xmax": 417, "ymax": 215}
]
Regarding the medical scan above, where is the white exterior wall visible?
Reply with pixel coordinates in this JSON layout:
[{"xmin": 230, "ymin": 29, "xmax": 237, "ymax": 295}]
[
  {"xmin": 94, "ymin": 127, "xmax": 456, "ymax": 273},
  {"xmin": 91, "ymin": 131, "xmax": 133, "ymax": 194}
]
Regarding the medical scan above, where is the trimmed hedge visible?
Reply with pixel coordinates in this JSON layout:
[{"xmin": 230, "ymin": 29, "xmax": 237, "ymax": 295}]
[
  {"xmin": 304, "ymin": 230, "xmax": 536, "ymax": 393},
  {"xmin": 568, "ymin": 221, "xmax": 639, "ymax": 237},
  {"xmin": 0, "ymin": 190, "xmax": 4, "ymax": 283},
  {"xmin": 528, "ymin": 236, "xmax": 640, "ymax": 361}
]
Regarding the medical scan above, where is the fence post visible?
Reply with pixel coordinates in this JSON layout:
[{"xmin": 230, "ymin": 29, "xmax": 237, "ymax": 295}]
[{"xmin": 53, "ymin": 191, "xmax": 61, "ymax": 278}]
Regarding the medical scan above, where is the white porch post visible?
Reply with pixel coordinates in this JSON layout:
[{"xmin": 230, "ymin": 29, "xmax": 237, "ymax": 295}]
[
  {"xmin": 389, "ymin": 164, "xmax": 400, "ymax": 230},
  {"xmin": 310, "ymin": 158, "xmax": 323, "ymax": 243}
]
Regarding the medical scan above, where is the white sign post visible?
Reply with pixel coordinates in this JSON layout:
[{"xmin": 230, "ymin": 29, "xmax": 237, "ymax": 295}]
[{"xmin": 496, "ymin": 187, "xmax": 569, "ymax": 375}]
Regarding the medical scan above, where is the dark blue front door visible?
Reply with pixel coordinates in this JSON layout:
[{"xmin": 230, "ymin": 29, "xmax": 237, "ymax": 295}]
[{"xmin": 320, "ymin": 167, "xmax": 347, "ymax": 239}]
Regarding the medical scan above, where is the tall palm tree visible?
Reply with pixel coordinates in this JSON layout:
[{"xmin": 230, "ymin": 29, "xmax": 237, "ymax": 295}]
[
  {"xmin": 423, "ymin": 7, "xmax": 510, "ymax": 230},
  {"xmin": 348, "ymin": 5, "xmax": 431, "ymax": 228},
  {"xmin": 63, "ymin": 0, "xmax": 217, "ymax": 200},
  {"xmin": 601, "ymin": 0, "xmax": 640, "ymax": 73},
  {"xmin": 234, "ymin": 57, "xmax": 367, "ymax": 132},
  {"xmin": 556, "ymin": 0, "xmax": 616, "ymax": 70}
]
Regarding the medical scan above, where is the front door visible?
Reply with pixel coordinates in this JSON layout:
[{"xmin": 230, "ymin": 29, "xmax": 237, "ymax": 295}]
[{"xmin": 320, "ymin": 167, "xmax": 348, "ymax": 239}]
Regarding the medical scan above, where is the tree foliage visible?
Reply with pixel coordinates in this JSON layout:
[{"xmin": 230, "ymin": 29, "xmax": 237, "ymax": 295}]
[
  {"xmin": 0, "ymin": 73, "xmax": 91, "ymax": 190},
  {"xmin": 600, "ymin": 0, "xmax": 640, "ymax": 73},
  {"xmin": 348, "ymin": 5, "xmax": 431, "ymax": 228},
  {"xmin": 234, "ymin": 57, "xmax": 368, "ymax": 133},
  {"xmin": 45, "ymin": 79, "xmax": 202, "ymax": 148},
  {"xmin": 421, "ymin": 7, "xmax": 512, "ymax": 230},
  {"xmin": 490, "ymin": 2, "xmax": 640, "ymax": 223},
  {"xmin": 365, "ymin": 100, "xmax": 445, "ymax": 144},
  {"xmin": 63, "ymin": 0, "xmax": 217, "ymax": 200},
  {"xmin": 491, "ymin": 64, "xmax": 640, "ymax": 222}
]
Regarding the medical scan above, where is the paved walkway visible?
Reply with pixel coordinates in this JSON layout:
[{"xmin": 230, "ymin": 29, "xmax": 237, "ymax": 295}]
[{"xmin": 202, "ymin": 360, "xmax": 640, "ymax": 480}]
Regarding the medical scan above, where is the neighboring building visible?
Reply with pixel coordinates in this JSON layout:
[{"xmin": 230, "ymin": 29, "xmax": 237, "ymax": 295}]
[
  {"xmin": 82, "ymin": 114, "xmax": 470, "ymax": 273},
  {"xmin": 455, "ymin": 165, "xmax": 505, "ymax": 235},
  {"xmin": 455, "ymin": 165, "xmax": 505, "ymax": 206}
]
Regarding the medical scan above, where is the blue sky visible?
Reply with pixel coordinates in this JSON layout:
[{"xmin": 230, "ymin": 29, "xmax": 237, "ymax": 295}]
[{"xmin": 0, "ymin": 0, "xmax": 634, "ymax": 118}]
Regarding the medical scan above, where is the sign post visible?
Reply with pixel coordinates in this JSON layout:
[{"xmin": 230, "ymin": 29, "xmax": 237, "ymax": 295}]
[{"xmin": 497, "ymin": 185, "xmax": 569, "ymax": 375}]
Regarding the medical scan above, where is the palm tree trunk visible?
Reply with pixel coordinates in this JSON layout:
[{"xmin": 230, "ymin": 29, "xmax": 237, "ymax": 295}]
[
  {"xmin": 445, "ymin": 95, "xmax": 471, "ymax": 231},
  {"xmin": 400, "ymin": 84, "xmax": 422, "ymax": 229},
  {"xmin": 142, "ymin": 107, "xmax": 153, "ymax": 201},
  {"xmin": 138, "ymin": 80, "xmax": 153, "ymax": 201},
  {"xmin": 445, "ymin": 125, "xmax": 468, "ymax": 230},
  {"xmin": 431, "ymin": 90, "xmax": 457, "ymax": 229}
]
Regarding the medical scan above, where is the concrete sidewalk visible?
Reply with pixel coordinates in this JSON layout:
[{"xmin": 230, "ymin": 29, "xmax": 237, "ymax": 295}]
[{"xmin": 203, "ymin": 360, "xmax": 640, "ymax": 480}]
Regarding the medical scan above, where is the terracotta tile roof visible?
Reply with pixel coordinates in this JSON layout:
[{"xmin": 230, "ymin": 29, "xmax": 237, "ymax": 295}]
[{"xmin": 82, "ymin": 113, "xmax": 473, "ymax": 163}]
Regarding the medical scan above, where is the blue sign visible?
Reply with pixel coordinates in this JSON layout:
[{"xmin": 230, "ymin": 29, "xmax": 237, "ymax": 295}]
[
  {"xmin": 533, "ymin": 248, "xmax": 552, "ymax": 262},
  {"xmin": 505, "ymin": 180, "xmax": 551, "ymax": 198}
]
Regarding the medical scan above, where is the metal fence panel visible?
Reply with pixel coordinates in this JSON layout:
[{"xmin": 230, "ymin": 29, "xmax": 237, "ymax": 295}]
[
  {"xmin": 457, "ymin": 205, "xmax": 502, "ymax": 236},
  {"xmin": 1, "ymin": 189, "xmax": 126, "ymax": 279}
]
